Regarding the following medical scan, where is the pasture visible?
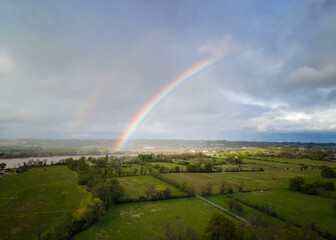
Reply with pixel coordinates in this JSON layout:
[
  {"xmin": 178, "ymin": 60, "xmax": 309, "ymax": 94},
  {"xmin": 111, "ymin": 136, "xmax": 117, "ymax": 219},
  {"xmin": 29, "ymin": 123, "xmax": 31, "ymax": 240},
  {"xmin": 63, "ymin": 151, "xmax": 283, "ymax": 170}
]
[
  {"xmin": 149, "ymin": 161, "xmax": 187, "ymax": 171},
  {"xmin": 207, "ymin": 195, "xmax": 283, "ymax": 225},
  {"xmin": 231, "ymin": 189, "xmax": 336, "ymax": 235},
  {"xmin": 0, "ymin": 166, "xmax": 89, "ymax": 240},
  {"xmin": 250, "ymin": 157, "xmax": 336, "ymax": 168},
  {"xmin": 160, "ymin": 169, "xmax": 318, "ymax": 194},
  {"xmin": 116, "ymin": 175, "xmax": 187, "ymax": 200},
  {"xmin": 73, "ymin": 197, "xmax": 233, "ymax": 240}
]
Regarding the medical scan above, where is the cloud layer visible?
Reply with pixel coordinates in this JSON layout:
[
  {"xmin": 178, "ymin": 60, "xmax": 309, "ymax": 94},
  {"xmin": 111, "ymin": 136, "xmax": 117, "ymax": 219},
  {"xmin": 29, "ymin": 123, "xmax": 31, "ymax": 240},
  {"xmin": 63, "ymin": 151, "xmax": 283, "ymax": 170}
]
[{"xmin": 1, "ymin": 0, "xmax": 336, "ymax": 142}]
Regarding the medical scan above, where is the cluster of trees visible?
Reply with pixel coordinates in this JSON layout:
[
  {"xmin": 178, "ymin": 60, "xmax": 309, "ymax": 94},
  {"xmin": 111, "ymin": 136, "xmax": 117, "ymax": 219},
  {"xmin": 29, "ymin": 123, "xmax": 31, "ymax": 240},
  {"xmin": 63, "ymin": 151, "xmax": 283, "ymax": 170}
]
[
  {"xmin": 227, "ymin": 198, "xmax": 242, "ymax": 213},
  {"xmin": 321, "ymin": 166, "xmax": 336, "ymax": 178},
  {"xmin": 1, "ymin": 159, "xmax": 69, "ymax": 174},
  {"xmin": 252, "ymin": 148, "xmax": 336, "ymax": 161},
  {"xmin": 0, "ymin": 162, "xmax": 6, "ymax": 170},
  {"xmin": 137, "ymin": 152, "xmax": 207, "ymax": 163},
  {"xmin": 143, "ymin": 185, "xmax": 172, "ymax": 200},
  {"xmin": 204, "ymin": 213, "xmax": 320, "ymax": 240},
  {"xmin": 152, "ymin": 164, "xmax": 182, "ymax": 173},
  {"xmin": 146, "ymin": 221, "xmax": 199, "ymax": 240},
  {"xmin": 186, "ymin": 159, "xmax": 213, "ymax": 172},
  {"xmin": 289, "ymin": 177, "xmax": 335, "ymax": 195},
  {"xmin": 41, "ymin": 198, "xmax": 106, "ymax": 240}
]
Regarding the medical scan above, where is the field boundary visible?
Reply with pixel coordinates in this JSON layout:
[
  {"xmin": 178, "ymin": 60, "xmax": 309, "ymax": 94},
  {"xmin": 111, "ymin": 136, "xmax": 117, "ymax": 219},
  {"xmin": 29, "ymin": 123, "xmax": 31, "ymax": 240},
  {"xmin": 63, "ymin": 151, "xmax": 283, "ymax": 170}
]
[{"xmin": 195, "ymin": 195, "xmax": 250, "ymax": 225}]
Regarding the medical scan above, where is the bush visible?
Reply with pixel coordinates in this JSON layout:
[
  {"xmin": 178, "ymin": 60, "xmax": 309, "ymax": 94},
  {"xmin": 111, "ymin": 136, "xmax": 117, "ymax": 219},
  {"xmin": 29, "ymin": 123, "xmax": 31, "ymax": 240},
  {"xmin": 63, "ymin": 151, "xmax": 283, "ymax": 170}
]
[
  {"xmin": 204, "ymin": 213, "xmax": 239, "ymax": 240},
  {"xmin": 320, "ymin": 181, "xmax": 335, "ymax": 191},
  {"xmin": 289, "ymin": 177, "xmax": 305, "ymax": 191},
  {"xmin": 321, "ymin": 166, "xmax": 336, "ymax": 178},
  {"xmin": 200, "ymin": 183, "xmax": 213, "ymax": 196},
  {"xmin": 227, "ymin": 199, "xmax": 242, "ymax": 213},
  {"xmin": 300, "ymin": 183, "xmax": 317, "ymax": 195}
]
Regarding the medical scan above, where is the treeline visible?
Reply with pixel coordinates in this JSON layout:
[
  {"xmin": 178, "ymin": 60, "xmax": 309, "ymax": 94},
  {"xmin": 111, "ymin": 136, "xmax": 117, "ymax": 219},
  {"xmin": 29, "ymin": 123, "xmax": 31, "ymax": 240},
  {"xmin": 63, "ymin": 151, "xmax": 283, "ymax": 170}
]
[
  {"xmin": 203, "ymin": 212, "xmax": 322, "ymax": 240},
  {"xmin": 137, "ymin": 152, "xmax": 207, "ymax": 162},
  {"xmin": 41, "ymin": 157, "xmax": 124, "ymax": 240},
  {"xmin": 251, "ymin": 148, "xmax": 336, "ymax": 161},
  {"xmin": 0, "ymin": 159, "xmax": 67, "ymax": 175},
  {"xmin": 289, "ymin": 176, "xmax": 335, "ymax": 197}
]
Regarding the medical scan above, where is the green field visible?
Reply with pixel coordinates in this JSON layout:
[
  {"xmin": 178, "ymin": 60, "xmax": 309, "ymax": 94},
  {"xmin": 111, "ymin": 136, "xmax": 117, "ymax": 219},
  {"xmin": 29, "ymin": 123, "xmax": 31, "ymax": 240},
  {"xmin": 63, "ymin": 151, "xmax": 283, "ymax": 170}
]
[
  {"xmin": 207, "ymin": 195, "xmax": 283, "ymax": 225},
  {"xmin": 249, "ymin": 157, "xmax": 336, "ymax": 168},
  {"xmin": 160, "ymin": 169, "xmax": 317, "ymax": 193},
  {"xmin": 149, "ymin": 162, "xmax": 187, "ymax": 171},
  {"xmin": 73, "ymin": 197, "xmax": 234, "ymax": 240},
  {"xmin": 116, "ymin": 175, "xmax": 187, "ymax": 200},
  {"xmin": 0, "ymin": 166, "xmax": 89, "ymax": 240},
  {"xmin": 243, "ymin": 158, "xmax": 299, "ymax": 170},
  {"xmin": 231, "ymin": 189, "xmax": 336, "ymax": 235}
]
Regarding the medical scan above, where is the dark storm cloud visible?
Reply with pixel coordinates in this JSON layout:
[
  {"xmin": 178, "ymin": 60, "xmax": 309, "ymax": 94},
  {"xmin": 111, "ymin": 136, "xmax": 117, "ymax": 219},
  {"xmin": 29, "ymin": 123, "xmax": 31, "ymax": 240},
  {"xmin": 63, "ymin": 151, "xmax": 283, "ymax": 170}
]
[{"xmin": 1, "ymin": 0, "xmax": 336, "ymax": 142}]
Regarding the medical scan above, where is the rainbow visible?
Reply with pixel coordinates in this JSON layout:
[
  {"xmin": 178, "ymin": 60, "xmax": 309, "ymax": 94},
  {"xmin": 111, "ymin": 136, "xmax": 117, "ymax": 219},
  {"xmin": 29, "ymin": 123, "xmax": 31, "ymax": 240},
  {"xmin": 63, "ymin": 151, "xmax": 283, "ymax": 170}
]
[
  {"xmin": 113, "ymin": 57, "xmax": 218, "ymax": 152},
  {"xmin": 66, "ymin": 33, "xmax": 160, "ymax": 137}
]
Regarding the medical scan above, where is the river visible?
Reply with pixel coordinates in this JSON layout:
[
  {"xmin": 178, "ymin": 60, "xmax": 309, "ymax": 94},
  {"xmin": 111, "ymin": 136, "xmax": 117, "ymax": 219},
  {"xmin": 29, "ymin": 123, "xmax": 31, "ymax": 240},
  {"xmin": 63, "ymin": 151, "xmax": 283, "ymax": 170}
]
[{"xmin": 0, "ymin": 155, "xmax": 105, "ymax": 168}]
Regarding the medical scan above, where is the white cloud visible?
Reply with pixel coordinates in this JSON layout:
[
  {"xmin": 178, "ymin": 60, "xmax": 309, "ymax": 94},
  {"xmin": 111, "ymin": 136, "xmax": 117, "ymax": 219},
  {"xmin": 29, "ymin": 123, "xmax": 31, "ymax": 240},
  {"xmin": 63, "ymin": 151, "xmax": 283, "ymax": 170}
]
[
  {"xmin": 198, "ymin": 34, "xmax": 241, "ymax": 59},
  {"xmin": 246, "ymin": 107, "xmax": 336, "ymax": 132},
  {"xmin": 218, "ymin": 89, "xmax": 288, "ymax": 110}
]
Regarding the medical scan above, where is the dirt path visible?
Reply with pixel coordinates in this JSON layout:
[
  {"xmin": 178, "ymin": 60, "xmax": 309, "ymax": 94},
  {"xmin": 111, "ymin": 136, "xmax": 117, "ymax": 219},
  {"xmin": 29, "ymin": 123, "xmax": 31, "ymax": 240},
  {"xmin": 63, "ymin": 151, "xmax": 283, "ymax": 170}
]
[{"xmin": 195, "ymin": 195, "xmax": 250, "ymax": 225}]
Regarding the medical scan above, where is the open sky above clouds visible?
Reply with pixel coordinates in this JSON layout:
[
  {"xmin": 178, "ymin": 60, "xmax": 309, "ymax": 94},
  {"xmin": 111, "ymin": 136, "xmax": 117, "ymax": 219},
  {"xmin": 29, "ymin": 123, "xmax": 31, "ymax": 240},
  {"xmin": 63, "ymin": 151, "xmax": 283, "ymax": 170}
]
[{"xmin": 1, "ymin": 0, "xmax": 336, "ymax": 142}]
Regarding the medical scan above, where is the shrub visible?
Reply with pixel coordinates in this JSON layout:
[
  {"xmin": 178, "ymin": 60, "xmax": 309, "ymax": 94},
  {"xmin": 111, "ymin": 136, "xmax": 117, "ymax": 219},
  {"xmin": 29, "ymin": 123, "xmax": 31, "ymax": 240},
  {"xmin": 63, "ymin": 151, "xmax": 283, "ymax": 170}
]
[
  {"xmin": 300, "ymin": 183, "xmax": 317, "ymax": 195},
  {"xmin": 227, "ymin": 199, "xmax": 242, "ymax": 213},
  {"xmin": 320, "ymin": 181, "xmax": 335, "ymax": 191},
  {"xmin": 204, "ymin": 213, "xmax": 239, "ymax": 240},
  {"xmin": 289, "ymin": 177, "xmax": 305, "ymax": 191},
  {"xmin": 321, "ymin": 166, "xmax": 336, "ymax": 178}
]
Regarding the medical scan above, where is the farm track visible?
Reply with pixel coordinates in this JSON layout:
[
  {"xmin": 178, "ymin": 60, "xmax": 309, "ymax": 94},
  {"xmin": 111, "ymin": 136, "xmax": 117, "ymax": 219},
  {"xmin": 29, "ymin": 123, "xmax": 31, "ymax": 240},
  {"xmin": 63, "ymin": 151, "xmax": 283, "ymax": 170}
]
[{"xmin": 195, "ymin": 195, "xmax": 250, "ymax": 225}]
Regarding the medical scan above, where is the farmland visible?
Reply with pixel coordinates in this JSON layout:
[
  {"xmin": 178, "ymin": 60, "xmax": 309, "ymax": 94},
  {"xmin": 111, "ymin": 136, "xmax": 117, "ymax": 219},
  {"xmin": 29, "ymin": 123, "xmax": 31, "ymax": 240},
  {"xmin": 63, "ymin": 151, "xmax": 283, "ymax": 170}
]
[
  {"xmin": 73, "ymin": 197, "xmax": 232, "ymax": 240},
  {"xmin": 116, "ymin": 175, "xmax": 187, "ymax": 200},
  {"xmin": 231, "ymin": 189, "xmax": 336, "ymax": 235},
  {"xmin": 1, "ymin": 148, "xmax": 336, "ymax": 240},
  {"xmin": 0, "ymin": 166, "xmax": 89, "ymax": 240}
]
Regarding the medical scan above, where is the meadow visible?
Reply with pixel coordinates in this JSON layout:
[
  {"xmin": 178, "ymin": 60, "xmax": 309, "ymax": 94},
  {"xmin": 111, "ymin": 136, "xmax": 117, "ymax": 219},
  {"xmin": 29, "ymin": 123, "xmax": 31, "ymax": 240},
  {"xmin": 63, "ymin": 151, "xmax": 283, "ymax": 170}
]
[
  {"xmin": 0, "ymin": 166, "xmax": 89, "ymax": 240},
  {"xmin": 2, "ymin": 151, "xmax": 336, "ymax": 240},
  {"xmin": 231, "ymin": 189, "xmax": 336, "ymax": 235},
  {"xmin": 116, "ymin": 175, "xmax": 187, "ymax": 200},
  {"xmin": 73, "ymin": 197, "xmax": 233, "ymax": 240},
  {"xmin": 160, "ymin": 169, "xmax": 317, "ymax": 193},
  {"xmin": 207, "ymin": 195, "xmax": 283, "ymax": 226}
]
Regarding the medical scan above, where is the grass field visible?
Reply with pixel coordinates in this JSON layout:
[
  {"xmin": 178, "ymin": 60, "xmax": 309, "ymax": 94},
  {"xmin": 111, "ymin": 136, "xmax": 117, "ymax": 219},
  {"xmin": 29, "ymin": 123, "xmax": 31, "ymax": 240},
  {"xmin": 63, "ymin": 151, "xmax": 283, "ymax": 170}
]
[
  {"xmin": 116, "ymin": 175, "xmax": 187, "ymax": 200},
  {"xmin": 149, "ymin": 162, "xmax": 187, "ymax": 171},
  {"xmin": 73, "ymin": 197, "xmax": 235, "ymax": 240},
  {"xmin": 0, "ymin": 166, "xmax": 89, "ymax": 240},
  {"xmin": 243, "ymin": 158, "xmax": 299, "ymax": 170},
  {"xmin": 161, "ymin": 170, "xmax": 318, "ymax": 194},
  {"xmin": 249, "ymin": 157, "xmax": 336, "ymax": 168},
  {"xmin": 231, "ymin": 189, "xmax": 336, "ymax": 235},
  {"xmin": 207, "ymin": 195, "xmax": 283, "ymax": 225}
]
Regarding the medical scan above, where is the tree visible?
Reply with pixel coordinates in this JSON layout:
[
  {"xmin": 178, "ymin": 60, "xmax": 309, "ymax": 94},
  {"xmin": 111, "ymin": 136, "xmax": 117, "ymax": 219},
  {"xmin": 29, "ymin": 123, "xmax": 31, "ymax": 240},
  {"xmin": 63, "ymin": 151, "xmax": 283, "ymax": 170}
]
[
  {"xmin": 321, "ymin": 166, "xmax": 336, "ymax": 178},
  {"xmin": 0, "ymin": 163, "xmax": 6, "ymax": 170},
  {"xmin": 288, "ymin": 177, "xmax": 305, "ymax": 191},
  {"xmin": 227, "ymin": 199, "xmax": 242, "ymax": 213},
  {"xmin": 201, "ymin": 183, "xmax": 213, "ymax": 196},
  {"xmin": 204, "ymin": 213, "xmax": 238, "ymax": 240},
  {"xmin": 92, "ymin": 179, "xmax": 124, "ymax": 205}
]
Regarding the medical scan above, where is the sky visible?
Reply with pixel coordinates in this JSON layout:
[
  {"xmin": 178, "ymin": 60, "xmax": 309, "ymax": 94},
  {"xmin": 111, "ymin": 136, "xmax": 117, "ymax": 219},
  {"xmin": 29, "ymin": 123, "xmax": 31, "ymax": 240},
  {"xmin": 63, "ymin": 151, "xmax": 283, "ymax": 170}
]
[{"xmin": 1, "ymin": 0, "xmax": 336, "ymax": 143}]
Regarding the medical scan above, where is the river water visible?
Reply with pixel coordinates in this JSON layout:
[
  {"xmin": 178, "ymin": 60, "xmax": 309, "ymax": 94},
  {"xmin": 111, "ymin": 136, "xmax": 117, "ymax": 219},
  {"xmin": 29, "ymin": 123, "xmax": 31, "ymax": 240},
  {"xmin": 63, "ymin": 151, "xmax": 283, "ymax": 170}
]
[{"xmin": 0, "ymin": 155, "xmax": 104, "ymax": 168}]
